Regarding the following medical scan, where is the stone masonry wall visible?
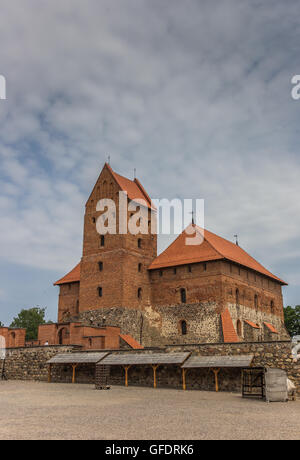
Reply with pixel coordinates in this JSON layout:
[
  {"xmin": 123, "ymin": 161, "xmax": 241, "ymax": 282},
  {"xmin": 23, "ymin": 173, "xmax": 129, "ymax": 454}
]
[{"xmin": 2, "ymin": 345, "xmax": 80, "ymax": 381}]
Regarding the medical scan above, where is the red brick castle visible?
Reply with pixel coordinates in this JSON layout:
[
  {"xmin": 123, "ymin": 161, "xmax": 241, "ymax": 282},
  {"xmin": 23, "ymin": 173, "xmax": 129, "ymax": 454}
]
[{"xmin": 2, "ymin": 163, "xmax": 289, "ymax": 349}]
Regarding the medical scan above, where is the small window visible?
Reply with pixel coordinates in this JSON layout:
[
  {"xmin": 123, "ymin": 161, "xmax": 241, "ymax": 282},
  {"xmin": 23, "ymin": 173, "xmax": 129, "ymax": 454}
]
[
  {"xmin": 173, "ymin": 268, "xmax": 177, "ymax": 275},
  {"xmin": 180, "ymin": 288, "xmax": 187, "ymax": 303},
  {"xmin": 100, "ymin": 235, "xmax": 105, "ymax": 247},
  {"xmin": 203, "ymin": 263, "xmax": 207, "ymax": 271},
  {"xmin": 138, "ymin": 288, "xmax": 142, "ymax": 299},
  {"xmin": 92, "ymin": 217, "xmax": 96, "ymax": 223},
  {"xmin": 138, "ymin": 263, "xmax": 142, "ymax": 272},
  {"xmin": 271, "ymin": 301, "xmax": 275, "ymax": 314},
  {"xmin": 138, "ymin": 238, "xmax": 142, "ymax": 248},
  {"xmin": 98, "ymin": 261, "xmax": 103, "ymax": 271},
  {"xmin": 181, "ymin": 320, "xmax": 187, "ymax": 335},
  {"xmin": 98, "ymin": 287, "xmax": 103, "ymax": 297},
  {"xmin": 159, "ymin": 270, "xmax": 163, "ymax": 277},
  {"xmin": 188, "ymin": 265, "xmax": 192, "ymax": 273}
]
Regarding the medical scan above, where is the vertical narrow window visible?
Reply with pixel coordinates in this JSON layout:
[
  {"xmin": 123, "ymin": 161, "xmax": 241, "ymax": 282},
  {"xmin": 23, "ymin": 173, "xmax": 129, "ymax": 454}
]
[
  {"xmin": 203, "ymin": 263, "xmax": 207, "ymax": 271},
  {"xmin": 100, "ymin": 235, "xmax": 105, "ymax": 247},
  {"xmin": 159, "ymin": 270, "xmax": 163, "ymax": 277},
  {"xmin": 138, "ymin": 263, "xmax": 142, "ymax": 272},
  {"xmin": 98, "ymin": 261, "xmax": 103, "ymax": 271},
  {"xmin": 254, "ymin": 294, "xmax": 258, "ymax": 310},
  {"xmin": 138, "ymin": 288, "xmax": 142, "ymax": 299},
  {"xmin": 138, "ymin": 238, "xmax": 142, "ymax": 248},
  {"xmin": 181, "ymin": 320, "xmax": 187, "ymax": 335},
  {"xmin": 188, "ymin": 265, "xmax": 192, "ymax": 273},
  {"xmin": 271, "ymin": 301, "xmax": 275, "ymax": 314},
  {"xmin": 98, "ymin": 287, "xmax": 103, "ymax": 297},
  {"xmin": 180, "ymin": 288, "xmax": 187, "ymax": 303},
  {"xmin": 237, "ymin": 319, "xmax": 242, "ymax": 337},
  {"xmin": 173, "ymin": 268, "xmax": 177, "ymax": 275}
]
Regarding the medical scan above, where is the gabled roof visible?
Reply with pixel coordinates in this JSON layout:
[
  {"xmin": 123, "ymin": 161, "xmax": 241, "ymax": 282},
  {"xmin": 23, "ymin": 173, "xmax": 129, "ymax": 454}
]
[
  {"xmin": 54, "ymin": 263, "xmax": 81, "ymax": 286},
  {"xmin": 221, "ymin": 308, "xmax": 239, "ymax": 343},
  {"xmin": 88, "ymin": 163, "xmax": 154, "ymax": 210},
  {"xmin": 148, "ymin": 224, "xmax": 287, "ymax": 285}
]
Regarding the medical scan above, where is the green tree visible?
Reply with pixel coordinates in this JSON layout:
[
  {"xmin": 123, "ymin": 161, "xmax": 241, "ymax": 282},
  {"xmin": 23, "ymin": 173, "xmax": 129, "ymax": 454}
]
[
  {"xmin": 10, "ymin": 307, "xmax": 49, "ymax": 341},
  {"xmin": 0, "ymin": 321, "xmax": 4, "ymax": 327},
  {"xmin": 284, "ymin": 305, "xmax": 300, "ymax": 337}
]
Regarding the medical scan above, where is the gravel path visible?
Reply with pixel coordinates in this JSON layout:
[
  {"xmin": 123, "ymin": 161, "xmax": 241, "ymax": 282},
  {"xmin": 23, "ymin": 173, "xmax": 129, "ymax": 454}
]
[{"xmin": 0, "ymin": 381, "xmax": 299, "ymax": 440}]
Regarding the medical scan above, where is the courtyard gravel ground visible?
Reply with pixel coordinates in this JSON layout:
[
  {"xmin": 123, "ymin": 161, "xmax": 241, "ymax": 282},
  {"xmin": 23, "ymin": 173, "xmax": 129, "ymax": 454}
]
[{"xmin": 0, "ymin": 380, "xmax": 299, "ymax": 440}]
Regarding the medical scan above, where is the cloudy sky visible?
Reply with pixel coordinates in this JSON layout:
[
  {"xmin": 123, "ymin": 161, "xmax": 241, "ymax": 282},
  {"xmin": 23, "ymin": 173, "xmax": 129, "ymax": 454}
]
[{"xmin": 0, "ymin": 0, "xmax": 300, "ymax": 324}]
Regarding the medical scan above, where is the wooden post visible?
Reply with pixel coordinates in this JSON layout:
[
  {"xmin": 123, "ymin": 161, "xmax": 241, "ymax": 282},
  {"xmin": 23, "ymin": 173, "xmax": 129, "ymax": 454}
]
[
  {"xmin": 124, "ymin": 365, "xmax": 131, "ymax": 387},
  {"xmin": 48, "ymin": 364, "xmax": 52, "ymax": 383},
  {"xmin": 151, "ymin": 365, "xmax": 159, "ymax": 389},
  {"xmin": 72, "ymin": 364, "xmax": 78, "ymax": 384},
  {"xmin": 182, "ymin": 368, "xmax": 187, "ymax": 391},
  {"xmin": 211, "ymin": 368, "xmax": 220, "ymax": 392}
]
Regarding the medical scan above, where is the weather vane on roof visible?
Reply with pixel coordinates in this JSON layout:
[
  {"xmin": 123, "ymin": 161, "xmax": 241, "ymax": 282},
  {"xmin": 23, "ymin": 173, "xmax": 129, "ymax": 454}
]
[{"xmin": 234, "ymin": 234, "xmax": 239, "ymax": 246}]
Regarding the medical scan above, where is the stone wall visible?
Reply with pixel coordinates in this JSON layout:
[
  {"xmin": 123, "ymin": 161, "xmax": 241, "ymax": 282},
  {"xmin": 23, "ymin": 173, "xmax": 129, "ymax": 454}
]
[
  {"xmin": 2, "ymin": 345, "xmax": 80, "ymax": 381},
  {"xmin": 101, "ymin": 341, "xmax": 300, "ymax": 393},
  {"xmin": 166, "ymin": 341, "xmax": 300, "ymax": 392}
]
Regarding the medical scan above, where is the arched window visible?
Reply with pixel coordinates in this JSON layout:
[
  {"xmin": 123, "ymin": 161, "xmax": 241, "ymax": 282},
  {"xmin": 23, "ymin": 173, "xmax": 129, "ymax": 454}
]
[
  {"xmin": 138, "ymin": 288, "xmax": 142, "ymax": 299},
  {"xmin": 237, "ymin": 319, "xmax": 242, "ymax": 336},
  {"xmin": 236, "ymin": 288, "xmax": 239, "ymax": 306},
  {"xmin": 98, "ymin": 286, "xmax": 103, "ymax": 297},
  {"xmin": 180, "ymin": 288, "xmax": 187, "ymax": 303},
  {"xmin": 254, "ymin": 294, "xmax": 258, "ymax": 310},
  {"xmin": 181, "ymin": 320, "xmax": 187, "ymax": 335},
  {"xmin": 100, "ymin": 235, "xmax": 105, "ymax": 247}
]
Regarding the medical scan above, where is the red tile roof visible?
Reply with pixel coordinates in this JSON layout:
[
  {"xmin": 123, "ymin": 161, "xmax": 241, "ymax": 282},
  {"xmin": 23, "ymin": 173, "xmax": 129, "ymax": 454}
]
[
  {"xmin": 244, "ymin": 320, "xmax": 260, "ymax": 329},
  {"xmin": 148, "ymin": 224, "xmax": 287, "ymax": 285},
  {"xmin": 107, "ymin": 163, "xmax": 154, "ymax": 210},
  {"xmin": 120, "ymin": 334, "xmax": 144, "ymax": 349},
  {"xmin": 221, "ymin": 308, "xmax": 239, "ymax": 343},
  {"xmin": 264, "ymin": 322, "xmax": 278, "ymax": 334},
  {"xmin": 54, "ymin": 263, "xmax": 81, "ymax": 285},
  {"xmin": 221, "ymin": 309, "xmax": 239, "ymax": 343}
]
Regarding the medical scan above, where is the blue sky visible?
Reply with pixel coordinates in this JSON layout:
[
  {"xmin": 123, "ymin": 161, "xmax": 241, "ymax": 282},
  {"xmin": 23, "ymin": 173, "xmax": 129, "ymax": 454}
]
[{"xmin": 0, "ymin": 0, "xmax": 300, "ymax": 325}]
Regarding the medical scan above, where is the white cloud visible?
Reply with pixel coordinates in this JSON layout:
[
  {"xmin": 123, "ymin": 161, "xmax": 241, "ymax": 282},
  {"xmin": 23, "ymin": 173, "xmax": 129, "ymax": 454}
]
[{"xmin": 0, "ymin": 0, "xmax": 299, "ymax": 306}]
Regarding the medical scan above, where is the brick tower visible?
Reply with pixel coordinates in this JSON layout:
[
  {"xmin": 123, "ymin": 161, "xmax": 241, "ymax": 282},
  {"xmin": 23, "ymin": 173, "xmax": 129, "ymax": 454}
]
[{"xmin": 78, "ymin": 163, "xmax": 157, "ymax": 313}]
